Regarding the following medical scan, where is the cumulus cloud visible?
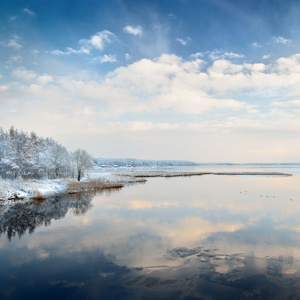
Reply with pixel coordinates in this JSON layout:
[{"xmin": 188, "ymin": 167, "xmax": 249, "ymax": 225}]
[
  {"xmin": 7, "ymin": 55, "xmax": 249, "ymax": 119},
  {"xmin": 123, "ymin": 25, "xmax": 143, "ymax": 36},
  {"xmin": 209, "ymin": 59, "xmax": 243, "ymax": 75},
  {"xmin": 274, "ymin": 54, "xmax": 300, "ymax": 74},
  {"xmin": 3, "ymin": 53, "xmax": 300, "ymax": 161},
  {"xmin": 263, "ymin": 54, "xmax": 270, "ymax": 59},
  {"xmin": 273, "ymin": 36, "xmax": 291, "ymax": 45},
  {"xmin": 7, "ymin": 53, "xmax": 300, "ymax": 119},
  {"xmin": 52, "ymin": 30, "xmax": 116, "ymax": 55}
]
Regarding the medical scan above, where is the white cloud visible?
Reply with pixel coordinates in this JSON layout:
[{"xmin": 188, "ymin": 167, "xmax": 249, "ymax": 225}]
[
  {"xmin": 273, "ymin": 36, "xmax": 291, "ymax": 45},
  {"xmin": 272, "ymin": 99, "xmax": 300, "ymax": 108},
  {"xmin": 125, "ymin": 53, "xmax": 131, "ymax": 60},
  {"xmin": 52, "ymin": 30, "xmax": 116, "ymax": 55},
  {"xmin": 37, "ymin": 74, "xmax": 53, "ymax": 85},
  {"xmin": 209, "ymin": 50, "xmax": 244, "ymax": 60},
  {"xmin": 52, "ymin": 46, "xmax": 90, "ymax": 55},
  {"xmin": 0, "ymin": 38, "xmax": 22, "ymax": 49},
  {"xmin": 94, "ymin": 54, "xmax": 117, "ymax": 63},
  {"xmin": 11, "ymin": 67, "xmax": 37, "ymax": 82},
  {"xmin": 251, "ymin": 42, "xmax": 261, "ymax": 48},
  {"xmin": 8, "ymin": 53, "xmax": 300, "ymax": 119},
  {"xmin": 224, "ymin": 52, "xmax": 244, "ymax": 58},
  {"xmin": 263, "ymin": 54, "xmax": 270, "ymax": 59},
  {"xmin": 23, "ymin": 8, "xmax": 35, "ymax": 16},
  {"xmin": 81, "ymin": 30, "xmax": 115, "ymax": 50},
  {"xmin": 244, "ymin": 62, "xmax": 266, "ymax": 72},
  {"xmin": 4, "ymin": 53, "xmax": 300, "ymax": 161},
  {"xmin": 123, "ymin": 25, "xmax": 143, "ymax": 36},
  {"xmin": 190, "ymin": 52, "xmax": 203, "ymax": 59},
  {"xmin": 274, "ymin": 54, "xmax": 300, "ymax": 74},
  {"xmin": 209, "ymin": 50, "xmax": 222, "ymax": 60},
  {"xmin": 176, "ymin": 37, "xmax": 191, "ymax": 46},
  {"xmin": 68, "ymin": 47, "xmax": 89, "ymax": 54},
  {"xmin": 209, "ymin": 59, "xmax": 243, "ymax": 75},
  {"xmin": 11, "ymin": 67, "xmax": 53, "ymax": 85},
  {"xmin": 176, "ymin": 38, "xmax": 187, "ymax": 46},
  {"xmin": 51, "ymin": 49, "xmax": 65, "ymax": 55}
]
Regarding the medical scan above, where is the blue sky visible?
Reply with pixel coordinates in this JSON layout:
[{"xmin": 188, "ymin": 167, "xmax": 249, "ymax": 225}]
[{"xmin": 1, "ymin": 0, "xmax": 300, "ymax": 162}]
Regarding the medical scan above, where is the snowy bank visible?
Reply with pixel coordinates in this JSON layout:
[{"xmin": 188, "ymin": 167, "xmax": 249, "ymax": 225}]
[
  {"xmin": 0, "ymin": 179, "xmax": 67, "ymax": 205},
  {"xmin": 0, "ymin": 170, "xmax": 146, "ymax": 205},
  {"xmin": 0, "ymin": 166, "xmax": 292, "ymax": 205}
]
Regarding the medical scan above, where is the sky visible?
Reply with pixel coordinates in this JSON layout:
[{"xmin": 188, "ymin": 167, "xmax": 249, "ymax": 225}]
[{"xmin": 1, "ymin": 0, "xmax": 300, "ymax": 163}]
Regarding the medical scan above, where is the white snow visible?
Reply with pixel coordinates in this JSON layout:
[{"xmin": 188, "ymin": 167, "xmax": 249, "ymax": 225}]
[{"xmin": 0, "ymin": 178, "xmax": 67, "ymax": 205}]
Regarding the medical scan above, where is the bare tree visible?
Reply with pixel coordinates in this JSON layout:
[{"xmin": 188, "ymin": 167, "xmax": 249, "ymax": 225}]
[{"xmin": 72, "ymin": 149, "xmax": 94, "ymax": 181}]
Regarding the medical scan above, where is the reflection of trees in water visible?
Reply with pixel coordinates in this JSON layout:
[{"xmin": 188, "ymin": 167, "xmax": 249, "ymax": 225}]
[
  {"xmin": 0, "ymin": 187, "xmax": 123, "ymax": 240},
  {"xmin": 0, "ymin": 192, "xmax": 97, "ymax": 240}
]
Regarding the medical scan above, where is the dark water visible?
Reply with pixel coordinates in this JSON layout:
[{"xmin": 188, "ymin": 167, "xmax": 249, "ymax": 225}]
[{"xmin": 1, "ymin": 166, "xmax": 300, "ymax": 299}]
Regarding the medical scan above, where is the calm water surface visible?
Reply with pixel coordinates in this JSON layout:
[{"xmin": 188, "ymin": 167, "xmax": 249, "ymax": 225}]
[{"xmin": 1, "ymin": 165, "xmax": 300, "ymax": 299}]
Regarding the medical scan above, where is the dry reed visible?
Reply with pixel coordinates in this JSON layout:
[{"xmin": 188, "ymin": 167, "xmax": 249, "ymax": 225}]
[{"xmin": 67, "ymin": 179, "xmax": 124, "ymax": 193}]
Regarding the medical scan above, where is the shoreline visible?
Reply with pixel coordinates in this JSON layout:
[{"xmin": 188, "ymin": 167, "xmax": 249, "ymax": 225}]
[{"xmin": 0, "ymin": 169, "xmax": 292, "ymax": 205}]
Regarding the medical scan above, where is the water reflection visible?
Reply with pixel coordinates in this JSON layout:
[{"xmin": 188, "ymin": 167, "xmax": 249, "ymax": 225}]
[
  {"xmin": 0, "ymin": 170, "xmax": 300, "ymax": 299},
  {"xmin": 0, "ymin": 188, "xmax": 124, "ymax": 240},
  {"xmin": 0, "ymin": 194, "xmax": 94, "ymax": 240}
]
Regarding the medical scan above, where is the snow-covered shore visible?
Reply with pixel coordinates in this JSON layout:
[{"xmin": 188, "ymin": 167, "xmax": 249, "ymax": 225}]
[
  {"xmin": 0, "ymin": 170, "xmax": 145, "ymax": 205},
  {"xmin": 0, "ymin": 178, "xmax": 67, "ymax": 205},
  {"xmin": 0, "ymin": 166, "xmax": 292, "ymax": 205}
]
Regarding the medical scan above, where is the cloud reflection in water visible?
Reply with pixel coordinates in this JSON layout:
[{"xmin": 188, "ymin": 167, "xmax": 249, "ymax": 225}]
[{"xmin": 0, "ymin": 172, "xmax": 300, "ymax": 299}]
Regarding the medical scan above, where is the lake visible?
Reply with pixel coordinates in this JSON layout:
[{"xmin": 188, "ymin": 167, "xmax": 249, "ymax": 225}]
[{"xmin": 1, "ymin": 165, "xmax": 300, "ymax": 299}]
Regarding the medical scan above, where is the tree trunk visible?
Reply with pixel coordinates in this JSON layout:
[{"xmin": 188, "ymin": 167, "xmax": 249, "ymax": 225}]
[{"xmin": 77, "ymin": 170, "xmax": 81, "ymax": 181}]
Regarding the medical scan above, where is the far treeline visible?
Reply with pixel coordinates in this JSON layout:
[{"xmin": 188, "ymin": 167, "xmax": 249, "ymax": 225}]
[{"xmin": 0, "ymin": 126, "xmax": 93, "ymax": 181}]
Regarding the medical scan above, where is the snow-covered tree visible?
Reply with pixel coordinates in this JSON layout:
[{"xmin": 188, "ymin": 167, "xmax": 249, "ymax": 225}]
[
  {"xmin": 72, "ymin": 149, "xmax": 94, "ymax": 181},
  {"xmin": 0, "ymin": 126, "xmax": 94, "ymax": 180}
]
